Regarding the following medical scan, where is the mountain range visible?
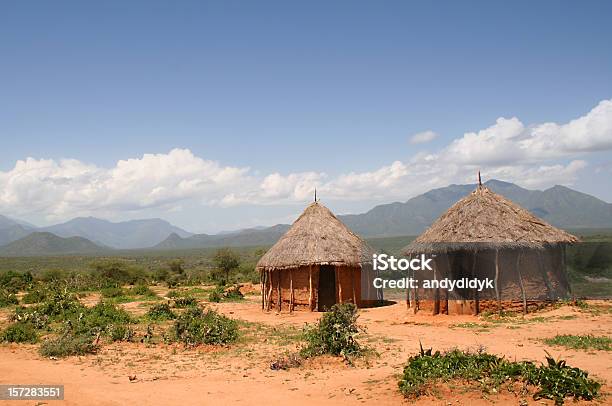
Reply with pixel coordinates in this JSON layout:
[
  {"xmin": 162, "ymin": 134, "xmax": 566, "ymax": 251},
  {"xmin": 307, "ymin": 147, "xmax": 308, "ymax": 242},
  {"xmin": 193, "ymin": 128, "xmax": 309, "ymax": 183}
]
[{"xmin": 1, "ymin": 179, "xmax": 611, "ymax": 256}]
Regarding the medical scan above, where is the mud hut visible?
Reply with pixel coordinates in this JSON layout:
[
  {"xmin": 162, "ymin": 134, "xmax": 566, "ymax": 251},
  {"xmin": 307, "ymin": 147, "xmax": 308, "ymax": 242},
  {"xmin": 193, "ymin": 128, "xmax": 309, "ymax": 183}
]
[
  {"xmin": 403, "ymin": 177, "xmax": 579, "ymax": 315},
  {"xmin": 257, "ymin": 201, "xmax": 381, "ymax": 312}
]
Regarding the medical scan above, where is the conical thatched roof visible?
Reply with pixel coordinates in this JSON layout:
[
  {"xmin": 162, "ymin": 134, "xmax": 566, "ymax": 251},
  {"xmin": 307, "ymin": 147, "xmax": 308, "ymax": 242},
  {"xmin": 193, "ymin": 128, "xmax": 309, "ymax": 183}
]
[
  {"xmin": 404, "ymin": 185, "xmax": 579, "ymax": 253},
  {"xmin": 256, "ymin": 202, "xmax": 375, "ymax": 271}
]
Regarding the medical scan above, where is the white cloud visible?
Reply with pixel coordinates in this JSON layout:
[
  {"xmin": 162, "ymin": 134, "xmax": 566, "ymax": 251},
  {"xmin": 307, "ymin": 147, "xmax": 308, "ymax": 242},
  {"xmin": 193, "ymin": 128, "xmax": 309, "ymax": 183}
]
[
  {"xmin": 1, "ymin": 99, "xmax": 610, "ymax": 221},
  {"xmin": 409, "ymin": 130, "xmax": 438, "ymax": 144}
]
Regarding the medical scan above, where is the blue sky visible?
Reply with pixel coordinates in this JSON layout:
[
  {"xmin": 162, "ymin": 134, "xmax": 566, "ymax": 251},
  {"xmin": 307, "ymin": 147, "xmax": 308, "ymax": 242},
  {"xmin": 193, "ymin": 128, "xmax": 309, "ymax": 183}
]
[{"xmin": 1, "ymin": 1, "xmax": 611, "ymax": 232}]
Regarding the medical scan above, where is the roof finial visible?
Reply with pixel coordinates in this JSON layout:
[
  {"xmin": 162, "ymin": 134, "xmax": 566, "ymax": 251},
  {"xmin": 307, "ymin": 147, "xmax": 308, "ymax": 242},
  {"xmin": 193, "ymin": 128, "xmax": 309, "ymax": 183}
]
[
  {"xmin": 314, "ymin": 188, "xmax": 317, "ymax": 203},
  {"xmin": 478, "ymin": 171, "xmax": 482, "ymax": 187}
]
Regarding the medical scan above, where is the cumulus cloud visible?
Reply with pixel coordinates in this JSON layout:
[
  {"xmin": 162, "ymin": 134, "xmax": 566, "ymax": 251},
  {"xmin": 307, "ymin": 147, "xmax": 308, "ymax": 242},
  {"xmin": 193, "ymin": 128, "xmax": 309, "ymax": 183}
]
[
  {"xmin": 0, "ymin": 149, "xmax": 251, "ymax": 219},
  {"xmin": 409, "ymin": 130, "xmax": 438, "ymax": 144},
  {"xmin": 1, "ymin": 99, "xmax": 610, "ymax": 220}
]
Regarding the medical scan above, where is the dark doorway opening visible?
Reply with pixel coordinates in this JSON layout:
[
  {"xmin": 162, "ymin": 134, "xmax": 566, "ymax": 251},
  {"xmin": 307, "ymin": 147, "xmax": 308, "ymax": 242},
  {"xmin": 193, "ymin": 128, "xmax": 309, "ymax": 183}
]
[{"xmin": 318, "ymin": 265, "xmax": 336, "ymax": 311}]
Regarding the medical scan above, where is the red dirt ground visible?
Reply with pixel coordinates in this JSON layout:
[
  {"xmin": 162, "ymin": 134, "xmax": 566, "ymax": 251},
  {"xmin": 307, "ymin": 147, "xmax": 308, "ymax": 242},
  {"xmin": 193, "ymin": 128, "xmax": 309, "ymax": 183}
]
[{"xmin": 1, "ymin": 294, "xmax": 610, "ymax": 406}]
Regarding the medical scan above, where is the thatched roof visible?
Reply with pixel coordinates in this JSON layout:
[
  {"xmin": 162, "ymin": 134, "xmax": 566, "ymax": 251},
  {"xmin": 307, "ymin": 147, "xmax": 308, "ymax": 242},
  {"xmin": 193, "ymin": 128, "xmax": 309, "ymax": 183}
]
[
  {"xmin": 256, "ymin": 202, "xmax": 375, "ymax": 271},
  {"xmin": 404, "ymin": 185, "xmax": 579, "ymax": 254}
]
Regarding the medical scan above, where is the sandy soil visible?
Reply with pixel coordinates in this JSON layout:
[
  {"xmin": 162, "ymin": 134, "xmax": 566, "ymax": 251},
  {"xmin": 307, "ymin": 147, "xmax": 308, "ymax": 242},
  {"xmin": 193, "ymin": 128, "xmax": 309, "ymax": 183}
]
[{"xmin": 1, "ymin": 295, "xmax": 610, "ymax": 406}]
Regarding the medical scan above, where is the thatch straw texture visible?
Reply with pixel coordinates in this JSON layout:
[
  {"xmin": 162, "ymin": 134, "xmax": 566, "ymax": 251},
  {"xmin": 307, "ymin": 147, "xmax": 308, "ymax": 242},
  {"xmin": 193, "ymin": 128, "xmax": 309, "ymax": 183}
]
[
  {"xmin": 256, "ymin": 202, "xmax": 375, "ymax": 271},
  {"xmin": 405, "ymin": 185, "xmax": 579, "ymax": 253}
]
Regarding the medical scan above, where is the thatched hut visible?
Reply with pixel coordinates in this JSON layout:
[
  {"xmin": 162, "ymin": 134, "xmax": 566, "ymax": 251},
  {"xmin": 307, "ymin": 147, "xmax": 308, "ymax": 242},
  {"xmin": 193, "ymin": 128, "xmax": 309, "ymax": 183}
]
[
  {"xmin": 403, "ymin": 179, "xmax": 579, "ymax": 315},
  {"xmin": 257, "ymin": 202, "xmax": 381, "ymax": 312}
]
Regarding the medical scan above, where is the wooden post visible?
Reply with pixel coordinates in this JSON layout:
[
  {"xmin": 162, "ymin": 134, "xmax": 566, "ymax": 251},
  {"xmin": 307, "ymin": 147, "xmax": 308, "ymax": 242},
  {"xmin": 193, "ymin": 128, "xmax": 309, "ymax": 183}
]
[
  {"xmin": 444, "ymin": 255, "xmax": 451, "ymax": 315},
  {"xmin": 538, "ymin": 251, "xmax": 554, "ymax": 300},
  {"xmin": 277, "ymin": 271, "xmax": 282, "ymax": 313},
  {"xmin": 289, "ymin": 269, "xmax": 294, "ymax": 313},
  {"xmin": 472, "ymin": 252, "xmax": 479, "ymax": 315},
  {"xmin": 267, "ymin": 270, "xmax": 273, "ymax": 311},
  {"xmin": 308, "ymin": 265, "xmax": 313, "ymax": 311},
  {"xmin": 352, "ymin": 268, "xmax": 357, "ymax": 305},
  {"xmin": 260, "ymin": 271, "xmax": 265, "ymax": 310},
  {"xmin": 516, "ymin": 251, "xmax": 527, "ymax": 314},
  {"xmin": 494, "ymin": 249, "xmax": 501, "ymax": 314},
  {"xmin": 338, "ymin": 268, "xmax": 343, "ymax": 304},
  {"xmin": 433, "ymin": 259, "xmax": 440, "ymax": 315}
]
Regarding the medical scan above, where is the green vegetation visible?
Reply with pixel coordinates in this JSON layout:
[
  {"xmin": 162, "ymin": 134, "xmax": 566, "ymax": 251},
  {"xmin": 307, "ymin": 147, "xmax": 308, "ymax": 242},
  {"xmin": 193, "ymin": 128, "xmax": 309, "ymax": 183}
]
[
  {"xmin": 146, "ymin": 303, "xmax": 177, "ymax": 321},
  {"xmin": 398, "ymin": 346, "xmax": 600, "ymax": 405},
  {"xmin": 1, "ymin": 322, "xmax": 38, "ymax": 343},
  {"xmin": 173, "ymin": 307, "xmax": 239, "ymax": 346},
  {"xmin": 40, "ymin": 331, "xmax": 99, "ymax": 357},
  {"xmin": 301, "ymin": 303, "xmax": 364, "ymax": 359},
  {"xmin": 0, "ymin": 288, "xmax": 19, "ymax": 307},
  {"xmin": 173, "ymin": 296, "xmax": 197, "ymax": 308},
  {"xmin": 211, "ymin": 248, "xmax": 241, "ymax": 283},
  {"xmin": 207, "ymin": 284, "xmax": 244, "ymax": 303},
  {"xmin": 543, "ymin": 335, "xmax": 612, "ymax": 351}
]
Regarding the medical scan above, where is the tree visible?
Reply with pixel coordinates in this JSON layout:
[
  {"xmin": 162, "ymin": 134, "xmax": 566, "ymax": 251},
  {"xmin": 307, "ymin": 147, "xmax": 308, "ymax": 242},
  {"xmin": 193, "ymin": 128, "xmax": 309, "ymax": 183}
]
[{"xmin": 212, "ymin": 248, "xmax": 240, "ymax": 284}]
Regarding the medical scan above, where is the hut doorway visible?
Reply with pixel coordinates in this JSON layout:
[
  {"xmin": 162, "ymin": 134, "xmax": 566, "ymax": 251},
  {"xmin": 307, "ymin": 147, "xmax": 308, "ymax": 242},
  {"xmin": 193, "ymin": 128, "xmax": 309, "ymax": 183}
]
[{"xmin": 318, "ymin": 265, "xmax": 336, "ymax": 311}]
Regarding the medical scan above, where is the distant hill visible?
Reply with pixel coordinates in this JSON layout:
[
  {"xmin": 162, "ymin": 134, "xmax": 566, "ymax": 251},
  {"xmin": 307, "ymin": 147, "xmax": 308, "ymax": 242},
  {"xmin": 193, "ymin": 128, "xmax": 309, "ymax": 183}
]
[
  {"xmin": 154, "ymin": 224, "xmax": 290, "ymax": 249},
  {"xmin": 0, "ymin": 215, "xmax": 35, "ymax": 246},
  {"xmin": 340, "ymin": 180, "xmax": 612, "ymax": 237},
  {"xmin": 40, "ymin": 217, "xmax": 193, "ymax": 249},
  {"xmin": 154, "ymin": 180, "xmax": 612, "ymax": 249},
  {"xmin": 0, "ymin": 232, "xmax": 107, "ymax": 257}
]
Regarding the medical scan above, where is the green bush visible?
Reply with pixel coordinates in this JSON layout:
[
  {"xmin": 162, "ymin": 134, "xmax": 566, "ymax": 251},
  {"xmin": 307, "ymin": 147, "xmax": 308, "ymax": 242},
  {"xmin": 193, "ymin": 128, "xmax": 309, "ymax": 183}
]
[
  {"xmin": 131, "ymin": 285, "xmax": 156, "ymax": 297},
  {"xmin": 398, "ymin": 346, "xmax": 601, "ymax": 405},
  {"xmin": 1, "ymin": 322, "xmax": 38, "ymax": 343},
  {"xmin": 208, "ymin": 288, "xmax": 222, "ymax": 303},
  {"xmin": 34, "ymin": 289, "xmax": 84, "ymax": 320},
  {"xmin": 22, "ymin": 288, "xmax": 49, "ymax": 304},
  {"xmin": 0, "ymin": 289, "xmax": 19, "ymax": 307},
  {"xmin": 174, "ymin": 296, "xmax": 197, "ymax": 308},
  {"xmin": 74, "ymin": 302, "xmax": 133, "ymax": 336},
  {"xmin": 39, "ymin": 332, "xmax": 98, "ymax": 357},
  {"xmin": 101, "ymin": 286, "xmax": 125, "ymax": 298},
  {"xmin": 108, "ymin": 324, "xmax": 135, "ymax": 342},
  {"xmin": 223, "ymin": 285, "xmax": 244, "ymax": 301},
  {"xmin": 146, "ymin": 303, "xmax": 176, "ymax": 320},
  {"xmin": 301, "ymin": 303, "xmax": 363, "ymax": 359},
  {"xmin": 174, "ymin": 307, "xmax": 238, "ymax": 345},
  {"xmin": 0, "ymin": 270, "xmax": 33, "ymax": 293}
]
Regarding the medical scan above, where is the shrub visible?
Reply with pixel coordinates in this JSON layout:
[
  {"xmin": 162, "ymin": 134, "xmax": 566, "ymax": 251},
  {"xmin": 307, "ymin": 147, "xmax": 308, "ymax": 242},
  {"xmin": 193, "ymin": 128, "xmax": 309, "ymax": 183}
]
[
  {"xmin": 11, "ymin": 307, "xmax": 49, "ymax": 329},
  {"xmin": 108, "ymin": 324, "xmax": 135, "ymax": 342},
  {"xmin": 0, "ymin": 289, "xmax": 19, "ymax": 307},
  {"xmin": 131, "ymin": 285, "xmax": 156, "ymax": 297},
  {"xmin": 1, "ymin": 322, "xmax": 38, "ymax": 343},
  {"xmin": 398, "ymin": 346, "xmax": 601, "ymax": 405},
  {"xmin": 146, "ymin": 303, "xmax": 176, "ymax": 320},
  {"xmin": 208, "ymin": 288, "xmax": 222, "ymax": 303},
  {"xmin": 34, "ymin": 289, "xmax": 84, "ymax": 320},
  {"xmin": 39, "ymin": 332, "xmax": 98, "ymax": 357},
  {"xmin": 174, "ymin": 307, "xmax": 238, "ymax": 345},
  {"xmin": 174, "ymin": 296, "xmax": 197, "ymax": 308},
  {"xmin": 0, "ymin": 270, "xmax": 33, "ymax": 292},
  {"xmin": 22, "ymin": 288, "xmax": 49, "ymax": 304},
  {"xmin": 301, "ymin": 303, "xmax": 363, "ymax": 359},
  {"xmin": 223, "ymin": 285, "xmax": 244, "ymax": 301},
  {"xmin": 101, "ymin": 287, "xmax": 125, "ymax": 298},
  {"xmin": 75, "ymin": 302, "xmax": 133, "ymax": 336}
]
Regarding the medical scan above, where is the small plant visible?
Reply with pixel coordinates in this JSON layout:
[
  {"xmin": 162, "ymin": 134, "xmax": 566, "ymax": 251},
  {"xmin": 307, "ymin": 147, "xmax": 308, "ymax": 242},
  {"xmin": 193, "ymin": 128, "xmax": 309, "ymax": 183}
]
[
  {"xmin": 1, "ymin": 322, "xmax": 38, "ymax": 343},
  {"xmin": 146, "ymin": 303, "xmax": 177, "ymax": 320},
  {"xmin": 131, "ymin": 285, "xmax": 156, "ymax": 297},
  {"xmin": 301, "ymin": 303, "xmax": 364, "ymax": 359},
  {"xmin": 174, "ymin": 307, "xmax": 238, "ymax": 345},
  {"xmin": 208, "ymin": 288, "xmax": 222, "ymax": 303},
  {"xmin": 270, "ymin": 352, "xmax": 303, "ymax": 370},
  {"xmin": 398, "ymin": 346, "xmax": 601, "ymax": 405},
  {"xmin": 544, "ymin": 334, "xmax": 611, "ymax": 351},
  {"xmin": 109, "ymin": 324, "xmax": 135, "ymax": 342},
  {"xmin": 101, "ymin": 286, "xmax": 124, "ymax": 298},
  {"xmin": 0, "ymin": 289, "xmax": 19, "ymax": 307},
  {"xmin": 39, "ymin": 332, "xmax": 98, "ymax": 357},
  {"xmin": 22, "ymin": 288, "xmax": 48, "ymax": 304},
  {"xmin": 174, "ymin": 296, "xmax": 197, "ymax": 308}
]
